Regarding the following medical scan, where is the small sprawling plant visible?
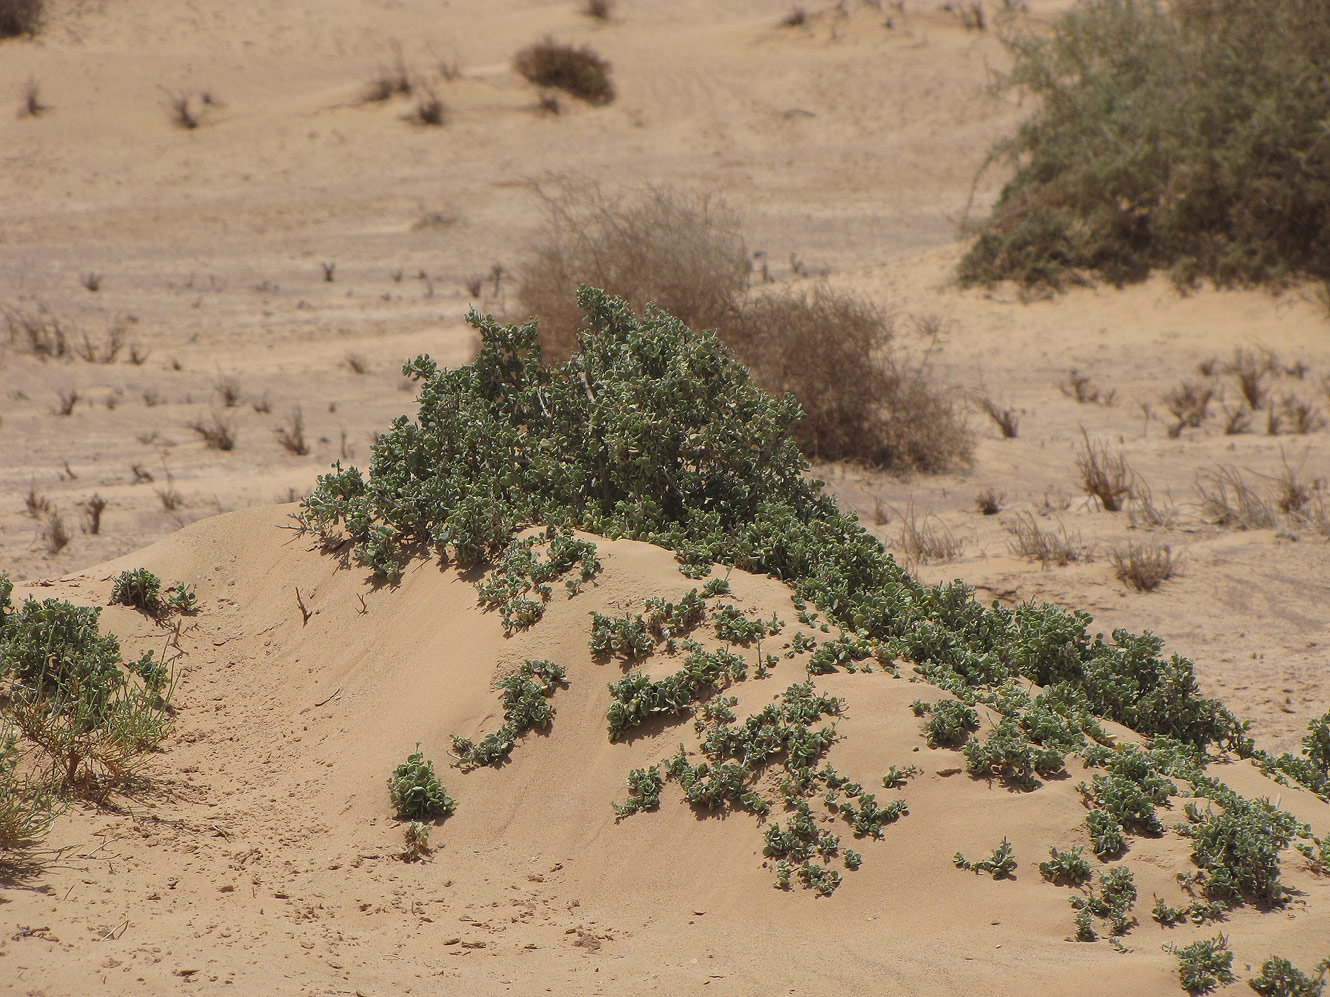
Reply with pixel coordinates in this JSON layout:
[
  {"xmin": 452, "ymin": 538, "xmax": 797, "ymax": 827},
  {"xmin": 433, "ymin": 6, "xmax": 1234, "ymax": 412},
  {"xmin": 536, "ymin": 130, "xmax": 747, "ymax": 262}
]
[
  {"xmin": 387, "ymin": 747, "xmax": 455, "ymax": 819},
  {"xmin": 1249, "ymin": 956, "xmax": 1330, "ymax": 997},
  {"xmin": 110, "ymin": 568, "xmax": 199, "ymax": 617},
  {"xmin": 111, "ymin": 568, "xmax": 163, "ymax": 613},
  {"xmin": 1168, "ymin": 934, "xmax": 1235, "ymax": 994},
  {"xmin": 1039, "ymin": 846, "xmax": 1091, "ymax": 886},
  {"xmin": 476, "ymin": 529, "xmax": 599, "ymax": 635},
  {"xmin": 954, "ymin": 837, "xmax": 1017, "ymax": 879},
  {"xmin": 451, "ymin": 659, "xmax": 567, "ymax": 768},
  {"xmin": 1071, "ymin": 865, "xmax": 1137, "ymax": 938}
]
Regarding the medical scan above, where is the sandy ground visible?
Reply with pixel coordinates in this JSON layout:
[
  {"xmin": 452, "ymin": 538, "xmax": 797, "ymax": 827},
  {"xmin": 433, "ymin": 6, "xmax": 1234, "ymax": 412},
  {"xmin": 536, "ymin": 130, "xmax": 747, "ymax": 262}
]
[{"xmin": 1, "ymin": 0, "xmax": 1329, "ymax": 993}]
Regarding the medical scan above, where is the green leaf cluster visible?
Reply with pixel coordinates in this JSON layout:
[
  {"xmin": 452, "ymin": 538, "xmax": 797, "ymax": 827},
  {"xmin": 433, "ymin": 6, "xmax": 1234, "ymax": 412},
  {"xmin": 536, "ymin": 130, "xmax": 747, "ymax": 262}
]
[
  {"xmin": 451, "ymin": 659, "xmax": 567, "ymax": 768},
  {"xmin": 387, "ymin": 748, "xmax": 455, "ymax": 819}
]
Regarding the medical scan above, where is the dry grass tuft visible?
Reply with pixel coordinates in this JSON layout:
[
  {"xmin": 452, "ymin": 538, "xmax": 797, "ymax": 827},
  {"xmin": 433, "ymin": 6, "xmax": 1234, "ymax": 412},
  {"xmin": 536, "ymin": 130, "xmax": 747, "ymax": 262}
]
[
  {"xmin": 1195, "ymin": 465, "xmax": 1276, "ymax": 530},
  {"xmin": 345, "ymin": 353, "xmax": 370, "ymax": 375},
  {"xmin": 1164, "ymin": 381, "xmax": 1213, "ymax": 433},
  {"xmin": 214, "ymin": 374, "xmax": 242, "ymax": 408},
  {"xmin": 1006, "ymin": 513, "xmax": 1083, "ymax": 567},
  {"xmin": 898, "ymin": 505, "xmax": 965, "ymax": 565},
  {"xmin": 19, "ymin": 76, "xmax": 46, "ymax": 117},
  {"xmin": 1076, "ymin": 430, "xmax": 1133, "ymax": 511},
  {"xmin": 276, "ymin": 408, "xmax": 310, "ymax": 456},
  {"xmin": 83, "ymin": 493, "xmax": 107, "ymax": 534},
  {"xmin": 54, "ymin": 387, "xmax": 79, "ymax": 416},
  {"xmin": 189, "ymin": 411, "xmax": 237, "ymax": 451},
  {"xmin": 1110, "ymin": 541, "xmax": 1175, "ymax": 592},
  {"xmin": 24, "ymin": 482, "xmax": 50, "ymax": 518},
  {"xmin": 514, "ymin": 39, "xmax": 615, "ymax": 105},
  {"xmin": 44, "ymin": 509, "xmax": 69, "ymax": 553},
  {"xmin": 412, "ymin": 88, "xmax": 445, "ymax": 126},
  {"xmin": 584, "ymin": 0, "xmax": 614, "ymax": 19},
  {"xmin": 977, "ymin": 396, "xmax": 1019, "ymax": 438},
  {"xmin": 1228, "ymin": 348, "xmax": 1268, "ymax": 410},
  {"xmin": 975, "ymin": 489, "xmax": 1004, "ymax": 516},
  {"xmin": 1060, "ymin": 370, "xmax": 1115, "ymax": 406}
]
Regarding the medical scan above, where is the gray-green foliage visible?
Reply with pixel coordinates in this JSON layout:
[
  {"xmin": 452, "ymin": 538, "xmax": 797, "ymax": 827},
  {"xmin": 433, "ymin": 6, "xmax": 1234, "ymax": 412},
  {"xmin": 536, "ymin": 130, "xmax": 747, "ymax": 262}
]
[
  {"xmin": 914, "ymin": 697, "xmax": 979, "ymax": 748},
  {"xmin": 960, "ymin": 0, "xmax": 1330, "ymax": 292},
  {"xmin": 387, "ymin": 748, "xmax": 455, "ymax": 819},
  {"xmin": 954, "ymin": 837, "xmax": 1017, "ymax": 879},
  {"xmin": 1072, "ymin": 865, "xmax": 1137, "ymax": 937},
  {"xmin": 476, "ymin": 530, "xmax": 600, "ymax": 635},
  {"xmin": 1179, "ymin": 780, "xmax": 1301, "ymax": 905},
  {"xmin": 1170, "ymin": 934, "xmax": 1235, "ymax": 994},
  {"xmin": 1039, "ymin": 846, "xmax": 1091, "ymax": 886},
  {"xmin": 111, "ymin": 568, "xmax": 162, "ymax": 613},
  {"xmin": 1249, "ymin": 956, "xmax": 1329, "ymax": 997},
  {"xmin": 451, "ymin": 659, "xmax": 567, "ymax": 768}
]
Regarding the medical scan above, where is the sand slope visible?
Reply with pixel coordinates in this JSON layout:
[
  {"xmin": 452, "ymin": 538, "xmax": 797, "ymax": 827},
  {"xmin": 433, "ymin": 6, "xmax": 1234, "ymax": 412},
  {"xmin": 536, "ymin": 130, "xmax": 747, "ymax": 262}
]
[{"xmin": 2, "ymin": 506, "xmax": 1327, "ymax": 994}]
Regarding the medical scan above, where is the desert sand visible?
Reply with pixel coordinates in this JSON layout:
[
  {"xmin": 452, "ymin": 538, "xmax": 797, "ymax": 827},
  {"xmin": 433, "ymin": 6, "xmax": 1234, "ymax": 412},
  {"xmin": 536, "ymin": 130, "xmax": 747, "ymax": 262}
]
[{"xmin": 1, "ymin": 1, "xmax": 1328, "ymax": 994}]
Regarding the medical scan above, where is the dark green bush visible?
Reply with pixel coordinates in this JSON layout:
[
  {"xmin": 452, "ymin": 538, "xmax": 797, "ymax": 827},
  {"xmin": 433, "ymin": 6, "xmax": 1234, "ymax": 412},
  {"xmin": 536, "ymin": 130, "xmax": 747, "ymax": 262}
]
[{"xmin": 960, "ymin": 0, "xmax": 1330, "ymax": 292}]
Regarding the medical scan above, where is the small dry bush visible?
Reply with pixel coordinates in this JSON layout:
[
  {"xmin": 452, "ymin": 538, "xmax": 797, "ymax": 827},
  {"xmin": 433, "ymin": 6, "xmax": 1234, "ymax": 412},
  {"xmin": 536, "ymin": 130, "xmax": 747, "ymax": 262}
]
[
  {"xmin": 1076, "ymin": 431, "xmax": 1133, "ymax": 511},
  {"xmin": 83, "ymin": 494, "xmax": 107, "ymax": 535},
  {"xmin": 45, "ymin": 510, "xmax": 69, "ymax": 553},
  {"xmin": 1165, "ymin": 381, "xmax": 1212, "ymax": 431},
  {"xmin": 1228, "ymin": 348, "xmax": 1268, "ymax": 410},
  {"xmin": 975, "ymin": 488, "xmax": 1003, "ymax": 515},
  {"xmin": 1061, "ymin": 370, "xmax": 1114, "ymax": 406},
  {"xmin": 412, "ymin": 88, "xmax": 445, "ymax": 126},
  {"xmin": 514, "ymin": 40, "xmax": 614, "ymax": 105},
  {"xmin": 0, "ymin": 0, "xmax": 42, "ymax": 39},
  {"xmin": 276, "ymin": 408, "xmax": 310, "ymax": 456},
  {"xmin": 20, "ymin": 76, "xmax": 45, "ymax": 117},
  {"xmin": 519, "ymin": 183, "xmax": 971, "ymax": 473},
  {"xmin": 584, "ymin": 0, "xmax": 614, "ymax": 19},
  {"xmin": 1110, "ymin": 542, "xmax": 1175, "ymax": 592},
  {"xmin": 1006, "ymin": 512, "xmax": 1082, "ymax": 567},
  {"xmin": 5, "ymin": 306, "xmax": 68, "ymax": 359},
  {"xmin": 188, "ymin": 412, "xmax": 236, "ymax": 451},
  {"xmin": 520, "ymin": 182, "xmax": 748, "ymax": 361},
  {"xmin": 1127, "ymin": 483, "xmax": 1177, "ymax": 530},
  {"xmin": 725, "ymin": 289, "xmax": 971, "ymax": 471},
  {"xmin": 213, "ymin": 374, "xmax": 241, "ymax": 408}
]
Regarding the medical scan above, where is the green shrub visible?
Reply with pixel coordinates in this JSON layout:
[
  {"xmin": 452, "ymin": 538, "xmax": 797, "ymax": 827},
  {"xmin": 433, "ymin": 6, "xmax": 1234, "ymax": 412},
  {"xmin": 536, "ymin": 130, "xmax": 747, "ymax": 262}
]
[
  {"xmin": 1039, "ymin": 846, "xmax": 1091, "ymax": 885},
  {"xmin": 961, "ymin": 0, "xmax": 1330, "ymax": 292},
  {"xmin": 0, "ymin": 575, "xmax": 174, "ymax": 810},
  {"xmin": 1170, "ymin": 934, "xmax": 1235, "ymax": 994},
  {"xmin": 111, "ymin": 568, "xmax": 163, "ymax": 613},
  {"xmin": 518, "ymin": 186, "xmax": 970, "ymax": 472},
  {"xmin": 387, "ymin": 748, "xmax": 455, "ymax": 819},
  {"xmin": 917, "ymin": 698, "xmax": 979, "ymax": 748},
  {"xmin": 1249, "ymin": 956, "xmax": 1329, "ymax": 997},
  {"xmin": 513, "ymin": 40, "xmax": 615, "ymax": 104},
  {"xmin": 1071, "ymin": 865, "xmax": 1137, "ymax": 936},
  {"xmin": 300, "ymin": 288, "xmax": 1241, "ymax": 756},
  {"xmin": 1179, "ymin": 782, "xmax": 1299, "ymax": 905}
]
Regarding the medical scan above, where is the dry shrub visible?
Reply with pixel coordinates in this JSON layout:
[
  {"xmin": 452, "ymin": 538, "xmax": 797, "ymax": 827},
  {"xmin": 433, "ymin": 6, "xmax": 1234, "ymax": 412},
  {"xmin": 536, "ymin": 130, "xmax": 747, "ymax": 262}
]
[
  {"xmin": 519, "ymin": 183, "xmax": 971, "ymax": 473},
  {"xmin": 975, "ymin": 488, "xmax": 1003, "ymax": 515},
  {"xmin": 514, "ymin": 40, "xmax": 614, "ymax": 105},
  {"xmin": 520, "ymin": 182, "xmax": 748, "ymax": 361},
  {"xmin": 1076, "ymin": 431, "xmax": 1133, "ymax": 511},
  {"xmin": 45, "ymin": 510, "xmax": 69, "ymax": 553},
  {"xmin": 188, "ymin": 411, "xmax": 236, "ymax": 451},
  {"xmin": 584, "ymin": 0, "xmax": 614, "ymax": 19},
  {"xmin": 1228, "ymin": 348, "xmax": 1268, "ymax": 410},
  {"xmin": 1006, "ymin": 513, "xmax": 1082, "ymax": 567},
  {"xmin": 724, "ymin": 289, "xmax": 971, "ymax": 471},
  {"xmin": 1127, "ymin": 483, "xmax": 1177, "ymax": 530},
  {"xmin": 20, "ymin": 76, "xmax": 45, "ymax": 117},
  {"xmin": 1165, "ymin": 381, "xmax": 1213, "ymax": 430},
  {"xmin": 0, "ymin": 0, "xmax": 42, "ymax": 39},
  {"xmin": 1110, "ymin": 542, "xmax": 1175, "ymax": 592},
  {"xmin": 1061, "ymin": 370, "xmax": 1114, "ymax": 406},
  {"xmin": 83, "ymin": 493, "xmax": 107, "ymax": 534}
]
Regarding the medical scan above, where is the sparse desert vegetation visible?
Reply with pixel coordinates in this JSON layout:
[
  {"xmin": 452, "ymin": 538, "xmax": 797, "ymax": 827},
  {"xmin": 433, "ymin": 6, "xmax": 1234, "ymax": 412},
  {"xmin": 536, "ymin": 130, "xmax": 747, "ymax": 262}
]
[
  {"xmin": 2, "ymin": 2, "xmax": 1329, "ymax": 994},
  {"xmin": 514, "ymin": 39, "xmax": 615, "ymax": 104}
]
